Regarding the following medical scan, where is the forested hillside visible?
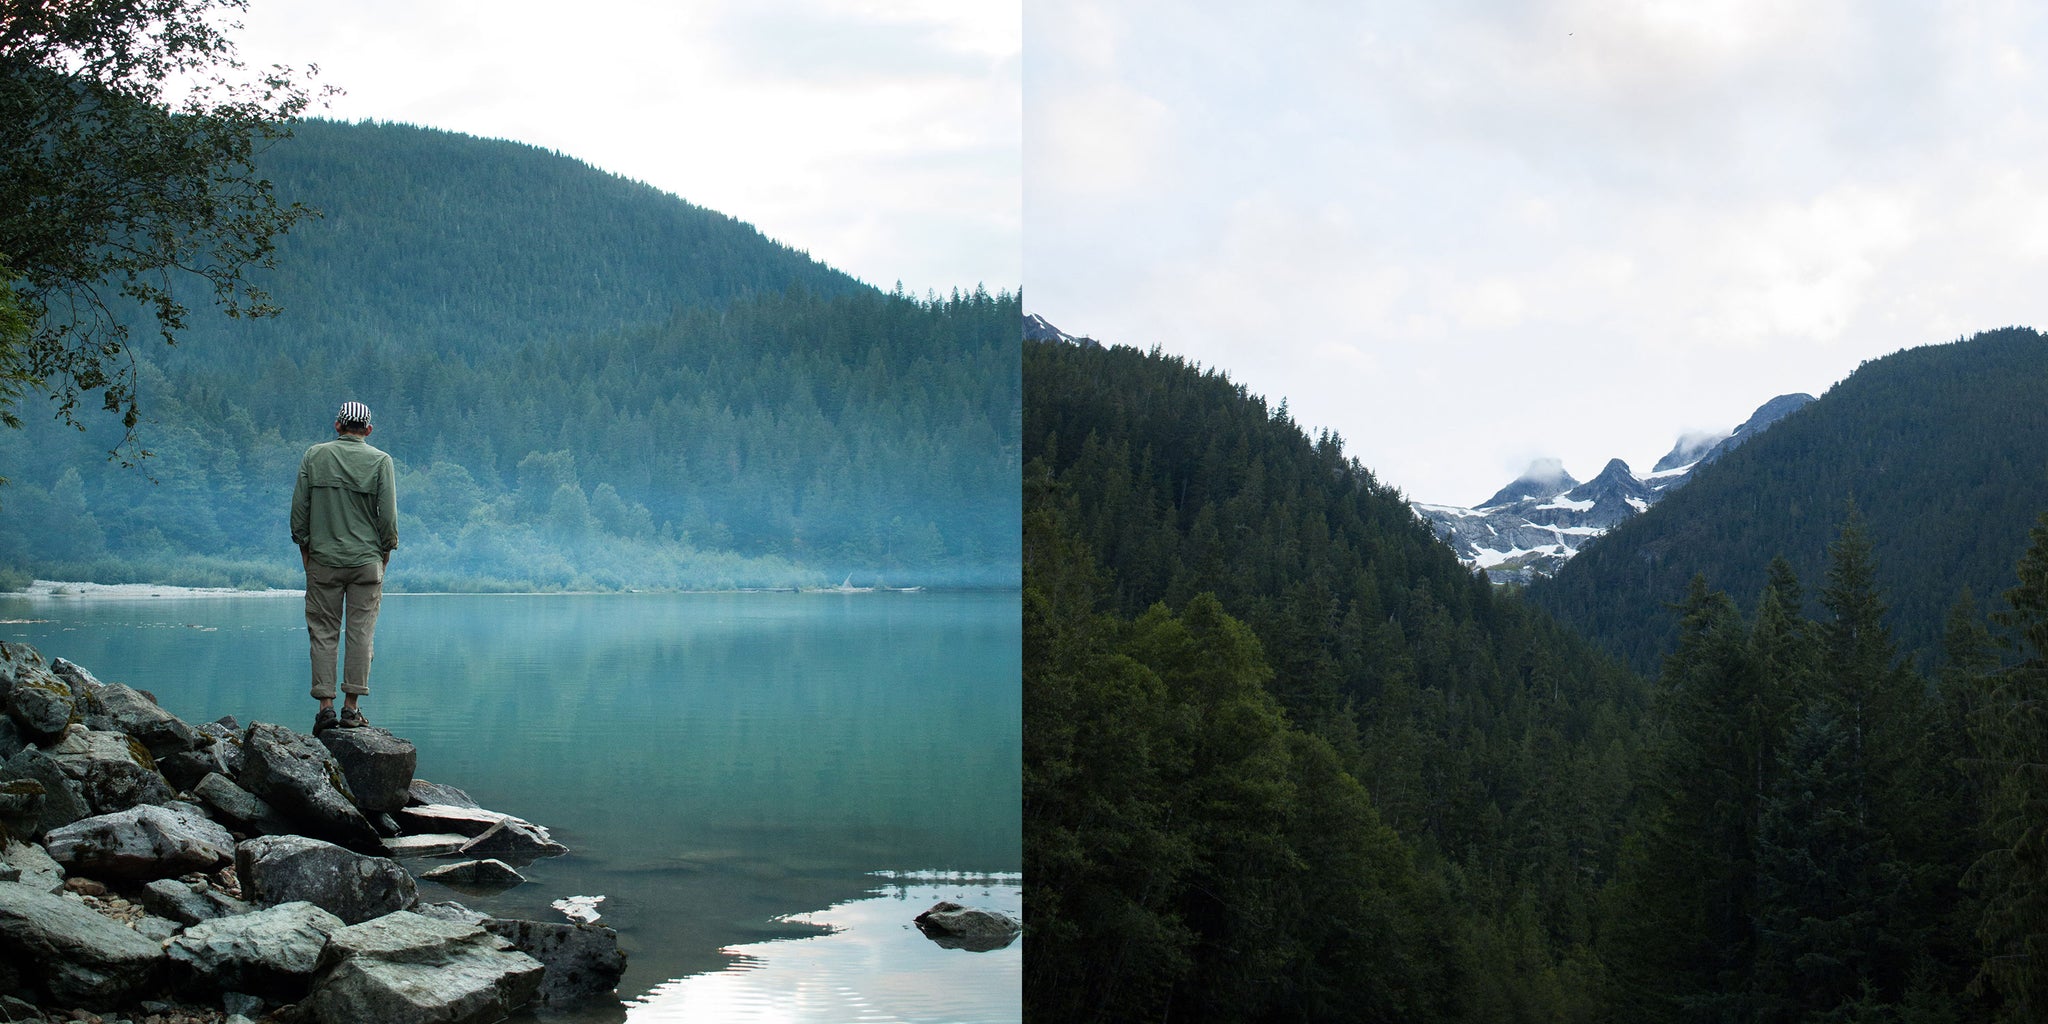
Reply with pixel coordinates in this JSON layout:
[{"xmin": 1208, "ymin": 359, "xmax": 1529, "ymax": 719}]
[
  {"xmin": 1024, "ymin": 335, "xmax": 2048, "ymax": 1023},
  {"xmin": 1533, "ymin": 327, "xmax": 2048, "ymax": 672},
  {"xmin": 1025, "ymin": 338, "xmax": 1645, "ymax": 1019},
  {"xmin": 0, "ymin": 120, "xmax": 1019, "ymax": 590}
]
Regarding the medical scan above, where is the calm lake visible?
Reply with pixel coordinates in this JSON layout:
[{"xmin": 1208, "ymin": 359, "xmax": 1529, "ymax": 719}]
[{"xmin": 0, "ymin": 589, "xmax": 1022, "ymax": 1023}]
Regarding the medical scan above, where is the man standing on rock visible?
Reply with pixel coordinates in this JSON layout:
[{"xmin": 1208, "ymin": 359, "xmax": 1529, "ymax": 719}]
[{"xmin": 291, "ymin": 401, "xmax": 397, "ymax": 734}]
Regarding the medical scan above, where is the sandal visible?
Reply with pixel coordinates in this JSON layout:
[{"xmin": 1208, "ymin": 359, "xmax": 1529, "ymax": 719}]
[
  {"xmin": 313, "ymin": 707, "xmax": 339, "ymax": 735},
  {"xmin": 338, "ymin": 705, "xmax": 370, "ymax": 729}
]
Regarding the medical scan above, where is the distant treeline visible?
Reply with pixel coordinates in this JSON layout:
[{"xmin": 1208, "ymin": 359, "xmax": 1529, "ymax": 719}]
[
  {"xmin": 0, "ymin": 120, "xmax": 1018, "ymax": 591},
  {"xmin": 1025, "ymin": 336, "xmax": 2048, "ymax": 1023}
]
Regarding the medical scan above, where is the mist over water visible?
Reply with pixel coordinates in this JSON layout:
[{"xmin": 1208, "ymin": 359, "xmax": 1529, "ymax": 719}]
[{"xmin": 0, "ymin": 589, "xmax": 1021, "ymax": 1022}]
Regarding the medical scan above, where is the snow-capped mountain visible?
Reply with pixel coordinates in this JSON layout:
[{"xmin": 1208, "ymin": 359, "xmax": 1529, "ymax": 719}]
[
  {"xmin": 1024, "ymin": 312, "xmax": 1100, "ymax": 347},
  {"xmin": 1415, "ymin": 393, "xmax": 1815, "ymax": 582}
]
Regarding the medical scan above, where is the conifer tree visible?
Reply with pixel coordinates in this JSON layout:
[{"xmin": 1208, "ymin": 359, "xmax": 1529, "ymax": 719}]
[{"xmin": 1970, "ymin": 511, "xmax": 2048, "ymax": 1021}]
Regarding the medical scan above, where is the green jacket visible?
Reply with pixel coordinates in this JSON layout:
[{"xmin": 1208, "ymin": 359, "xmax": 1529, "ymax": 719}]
[{"xmin": 291, "ymin": 434, "xmax": 398, "ymax": 568}]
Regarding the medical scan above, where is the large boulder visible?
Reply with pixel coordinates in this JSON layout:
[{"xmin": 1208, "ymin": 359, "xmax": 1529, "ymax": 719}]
[
  {"xmin": 0, "ymin": 879, "xmax": 164, "ymax": 1006},
  {"xmin": 912, "ymin": 901, "xmax": 1022, "ymax": 952},
  {"xmin": 47, "ymin": 724, "xmax": 176, "ymax": 815},
  {"xmin": 307, "ymin": 912, "xmax": 545, "ymax": 1024},
  {"xmin": 166, "ymin": 900, "xmax": 345, "ymax": 999},
  {"xmin": 0, "ymin": 644, "xmax": 74, "ymax": 743},
  {"xmin": 44, "ymin": 803, "xmax": 235, "ymax": 880},
  {"xmin": 237, "ymin": 834, "xmax": 417, "ymax": 924},
  {"xmin": 85, "ymin": 682, "xmax": 201, "ymax": 759},
  {"xmin": 238, "ymin": 722, "xmax": 379, "ymax": 851},
  {"xmin": 483, "ymin": 918, "xmax": 627, "ymax": 1006},
  {"xmin": 318, "ymin": 728, "xmax": 416, "ymax": 814}
]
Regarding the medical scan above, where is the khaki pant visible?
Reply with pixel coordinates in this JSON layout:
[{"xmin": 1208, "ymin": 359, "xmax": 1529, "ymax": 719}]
[{"xmin": 305, "ymin": 558, "xmax": 384, "ymax": 699}]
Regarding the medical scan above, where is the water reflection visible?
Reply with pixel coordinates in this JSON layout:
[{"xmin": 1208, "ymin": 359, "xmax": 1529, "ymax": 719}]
[
  {"xmin": 629, "ymin": 881, "xmax": 1022, "ymax": 1023},
  {"xmin": 0, "ymin": 591, "xmax": 1020, "ymax": 1020}
]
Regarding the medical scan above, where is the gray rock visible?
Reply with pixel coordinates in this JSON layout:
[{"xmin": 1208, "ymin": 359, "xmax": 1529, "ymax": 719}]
[
  {"xmin": 412, "ymin": 900, "xmax": 490, "ymax": 926},
  {"xmin": 238, "ymin": 722, "xmax": 379, "ymax": 852},
  {"xmin": 89, "ymin": 682, "xmax": 202, "ymax": 758},
  {"xmin": 167, "ymin": 900, "xmax": 345, "ymax": 998},
  {"xmin": 913, "ymin": 901, "xmax": 1021, "ymax": 952},
  {"xmin": 46, "ymin": 723, "xmax": 177, "ymax": 815},
  {"xmin": 383, "ymin": 833, "xmax": 471, "ymax": 858},
  {"xmin": 393, "ymin": 803, "xmax": 510, "ymax": 837},
  {"xmin": 0, "ymin": 840, "xmax": 64, "ymax": 892},
  {"xmin": 194, "ymin": 771, "xmax": 295, "ymax": 836},
  {"xmin": 0, "ymin": 717, "xmax": 23, "ymax": 761},
  {"xmin": 419, "ymin": 858, "xmax": 524, "ymax": 890},
  {"xmin": 483, "ymin": 918, "xmax": 627, "ymax": 1005},
  {"xmin": 407, "ymin": 779, "xmax": 481, "ymax": 809},
  {"xmin": 0, "ymin": 878, "xmax": 165, "ymax": 1005},
  {"xmin": 318, "ymin": 727, "xmax": 416, "ymax": 813},
  {"xmin": 141, "ymin": 876, "xmax": 250, "ymax": 925},
  {"xmin": 0, "ymin": 776, "xmax": 44, "ymax": 840},
  {"xmin": 307, "ymin": 912, "xmax": 544, "ymax": 1024},
  {"xmin": 47, "ymin": 656, "xmax": 106, "ymax": 697},
  {"xmin": 223, "ymin": 991, "xmax": 267, "ymax": 1018},
  {"xmin": 135, "ymin": 912, "xmax": 183, "ymax": 942},
  {"xmin": 458, "ymin": 817, "xmax": 568, "ymax": 862},
  {"xmin": 0, "ymin": 643, "xmax": 73, "ymax": 743},
  {"xmin": 196, "ymin": 721, "xmax": 246, "ymax": 778},
  {"xmin": 237, "ymin": 834, "xmax": 417, "ymax": 924},
  {"xmin": 0, "ymin": 994, "xmax": 41, "ymax": 1021},
  {"xmin": 1, "ymin": 746, "xmax": 89, "ymax": 836},
  {"xmin": 44, "ymin": 803, "xmax": 235, "ymax": 879}
]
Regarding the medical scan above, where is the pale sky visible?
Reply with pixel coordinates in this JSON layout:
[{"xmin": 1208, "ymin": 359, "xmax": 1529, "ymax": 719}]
[
  {"xmin": 1026, "ymin": 1, "xmax": 2048, "ymax": 507},
  {"xmin": 233, "ymin": 0, "xmax": 1020, "ymax": 296}
]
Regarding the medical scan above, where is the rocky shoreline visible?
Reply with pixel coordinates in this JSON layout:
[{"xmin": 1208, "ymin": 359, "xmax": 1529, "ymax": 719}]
[{"xmin": 0, "ymin": 641, "xmax": 626, "ymax": 1024}]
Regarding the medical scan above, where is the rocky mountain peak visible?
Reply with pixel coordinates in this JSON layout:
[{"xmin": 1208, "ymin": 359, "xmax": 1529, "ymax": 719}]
[
  {"xmin": 1653, "ymin": 430, "xmax": 1729, "ymax": 472},
  {"xmin": 1479, "ymin": 458, "xmax": 1579, "ymax": 510}
]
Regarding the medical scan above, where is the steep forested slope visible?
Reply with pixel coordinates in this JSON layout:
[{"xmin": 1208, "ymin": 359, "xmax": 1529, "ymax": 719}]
[
  {"xmin": 1024, "ymin": 338, "xmax": 1644, "ymax": 1020},
  {"xmin": 1533, "ymin": 327, "xmax": 2048, "ymax": 672},
  {"xmin": 0, "ymin": 121, "xmax": 1018, "ymax": 590},
  {"xmin": 1025, "ymin": 334, "xmax": 2048, "ymax": 1024}
]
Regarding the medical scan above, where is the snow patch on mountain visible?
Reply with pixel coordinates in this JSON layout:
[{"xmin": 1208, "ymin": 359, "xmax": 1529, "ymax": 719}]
[{"xmin": 1416, "ymin": 394, "xmax": 1815, "ymax": 583}]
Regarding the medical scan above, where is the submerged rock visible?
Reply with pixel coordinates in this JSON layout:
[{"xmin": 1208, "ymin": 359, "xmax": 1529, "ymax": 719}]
[
  {"xmin": 420, "ymin": 858, "xmax": 525, "ymax": 890},
  {"xmin": 483, "ymin": 917, "xmax": 627, "ymax": 1006},
  {"xmin": 913, "ymin": 901, "xmax": 1021, "ymax": 952}
]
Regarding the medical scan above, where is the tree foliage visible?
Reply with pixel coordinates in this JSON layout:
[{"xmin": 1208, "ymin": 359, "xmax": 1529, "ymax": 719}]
[
  {"xmin": 1024, "ymin": 334, "xmax": 2042, "ymax": 1023},
  {"xmin": 0, "ymin": 0, "xmax": 330, "ymax": 441},
  {"xmin": 0, "ymin": 122, "xmax": 1019, "ymax": 590}
]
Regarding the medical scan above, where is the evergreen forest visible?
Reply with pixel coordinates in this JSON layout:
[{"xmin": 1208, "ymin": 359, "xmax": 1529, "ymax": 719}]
[
  {"xmin": 0, "ymin": 120, "xmax": 1020, "ymax": 591},
  {"xmin": 1532, "ymin": 327, "xmax": 2048, "ymax": 673},
  {"xmin": 1024, "ymin": 335, "xmax": 2048, "ymax": 1023}
]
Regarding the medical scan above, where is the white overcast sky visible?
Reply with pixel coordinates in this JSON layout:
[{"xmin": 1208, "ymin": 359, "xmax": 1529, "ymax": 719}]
[
  {"xmin": 232, "ymin": 0, "xmax": 1020, "ymax": 297},
  {"xmin": 1026, "ymin": 1, "xmax": 2048, "ymax": 507}
]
